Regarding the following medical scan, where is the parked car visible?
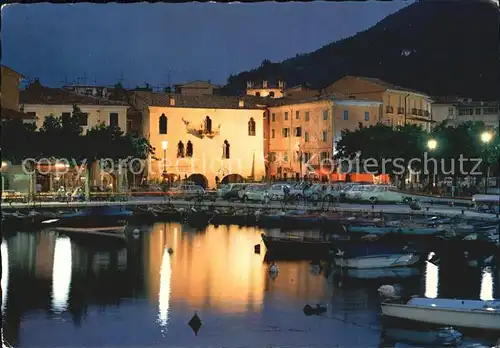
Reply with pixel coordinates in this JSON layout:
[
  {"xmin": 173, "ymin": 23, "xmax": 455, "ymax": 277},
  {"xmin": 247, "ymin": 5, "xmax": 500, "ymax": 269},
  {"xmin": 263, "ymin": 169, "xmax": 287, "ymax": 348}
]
[
  {"xmin": 360, "ymin": 185, "xmax": 411, "ymax": 204},
  {"xmin": 167, "ymin": 184, "xmax": 205, "ymax": 200},
  {"xmin": 218, "ymin": 183, "xmax": 248, "ymax": 201},
  {"xmin": 267, "ymin": 183, "xmax": 293, "ymax": 201},
  {"xmin": 339, "ymin": 183, "xmax": 365, "ymax": 201},
  {"xmin": 303, "ymin": 183, "xmax": 341, "ymax": 202},
  {"xmin": 238, "ymin": 184, "xmax": 269, "ymax": 202}
]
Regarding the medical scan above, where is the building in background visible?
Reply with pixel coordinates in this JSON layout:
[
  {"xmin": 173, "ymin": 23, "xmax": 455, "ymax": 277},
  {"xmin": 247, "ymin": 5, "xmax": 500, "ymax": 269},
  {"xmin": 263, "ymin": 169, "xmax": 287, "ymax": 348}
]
[
  {"xmin": 246, "ymin": 80, "xmax": 285, "ymax": 98},
  {"xmin": 266, "ymin": 95, "xmax": 382, "ymax": 181},
  {"xmin": 132, "ymin": 91, "xmax": 267, "ymax": 188},
  {"xmin": 1, "ymin": 65, "xmax": 35, "ymax": 123},
  {"xmin": 20, "ymin": 81, "xmax": 129, "ymax": 132},
  {"xmin": 324, "ymin": 75, "xmax": 434, "ymax": 131},
  {"xmin": 174, "ymin": 80, "xmax": 221, "ymax": 96},
  {"xmin": 432, "ymin": 97, "xmax": 499, "ymax": 129},
  {"xmin": 62, "ymin": 84, "xmax": 115, "ymax": 99}
]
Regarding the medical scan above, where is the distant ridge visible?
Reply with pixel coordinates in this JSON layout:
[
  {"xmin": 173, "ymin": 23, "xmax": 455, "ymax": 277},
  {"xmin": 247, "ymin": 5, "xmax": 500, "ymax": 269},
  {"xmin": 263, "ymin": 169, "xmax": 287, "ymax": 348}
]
[{"xmin": 222, "ymin": 0, "xmax": 500, "ymax": 99}]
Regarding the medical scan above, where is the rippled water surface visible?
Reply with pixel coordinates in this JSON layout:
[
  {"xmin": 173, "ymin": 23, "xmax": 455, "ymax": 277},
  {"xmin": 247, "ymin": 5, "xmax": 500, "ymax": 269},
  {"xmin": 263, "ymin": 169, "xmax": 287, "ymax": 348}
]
[{"xmin": 1, "ymin": 223, "xmax": 498, "ymax": 347}]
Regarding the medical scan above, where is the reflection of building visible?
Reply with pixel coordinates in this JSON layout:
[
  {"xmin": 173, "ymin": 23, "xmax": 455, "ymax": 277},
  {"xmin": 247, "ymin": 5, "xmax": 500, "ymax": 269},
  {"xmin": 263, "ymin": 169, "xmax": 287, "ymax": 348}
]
[
  {"xmin": 35, "ymin": 232, "xmax": 55, "ymax": 279},
  {"xmin": 133, "ymin": 92, "xmax": 267, "ymax": 188},
  {"xmin": 8, "ymin": 232, "xmax": 37, "ymax": 274},
  {"xmin": 144, "ymin": 223, "xmax": 265, "ymax": 313},
  {"xmin": 324, "ymin": 76, "xmax": 434, "ymax": 130}
]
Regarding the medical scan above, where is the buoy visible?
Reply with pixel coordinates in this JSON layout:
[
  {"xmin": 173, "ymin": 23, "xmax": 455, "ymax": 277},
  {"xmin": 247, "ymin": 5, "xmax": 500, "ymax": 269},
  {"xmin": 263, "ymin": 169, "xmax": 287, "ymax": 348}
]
[
  {"xmin": 188, "ymin": 312, "xmax": 202, "ymax": 336},
  {"xmin": 167, "ymin": 248, "xmax": 174, "ymax": 254}
]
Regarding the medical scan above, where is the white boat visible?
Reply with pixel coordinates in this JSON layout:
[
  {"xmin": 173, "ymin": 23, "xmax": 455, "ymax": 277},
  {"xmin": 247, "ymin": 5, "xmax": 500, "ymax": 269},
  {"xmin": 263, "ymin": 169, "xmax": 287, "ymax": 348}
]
[
  {"xmin": 381, "ymin": 297, "xmax": 500, "ymax": 330},
  {"xmin": 334, "ymin": 253, "xmax": 420, "ymax": 269}
]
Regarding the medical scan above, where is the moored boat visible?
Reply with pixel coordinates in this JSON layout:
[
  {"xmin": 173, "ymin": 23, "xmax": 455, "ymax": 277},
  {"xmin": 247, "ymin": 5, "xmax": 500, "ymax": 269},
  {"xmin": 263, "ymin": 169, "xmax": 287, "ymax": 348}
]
[
  {"xmin": 380, "ymin": 297, "xmax": 500, "ymax": 331},
  {"xmin": 261, "ymin": 233, "xmax": 332, "ymax": 259},
  {"xmin": 346, "ymin": 225, "xmax": 443, "ymax": 236},
  {"xmin": 333, "ymin": 253, "xmax": 421, "ymax": 269},
  {"xmin": 41, "ymin": 206, "xmax": 132, "ymax": 228}
]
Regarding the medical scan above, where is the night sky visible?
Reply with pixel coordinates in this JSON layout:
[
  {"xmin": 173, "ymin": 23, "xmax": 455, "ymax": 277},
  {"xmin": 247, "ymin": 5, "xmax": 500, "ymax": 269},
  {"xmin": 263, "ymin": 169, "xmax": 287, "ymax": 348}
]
[{"xmin": 2, "ymin": 2, "xmax": 411, "ymax": 89}]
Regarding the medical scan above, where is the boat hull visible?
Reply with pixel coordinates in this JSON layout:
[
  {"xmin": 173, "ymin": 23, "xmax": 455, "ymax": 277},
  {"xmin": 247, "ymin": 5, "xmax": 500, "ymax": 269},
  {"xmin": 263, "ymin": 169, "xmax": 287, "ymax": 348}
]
[
  {"xmin": 334, "ymin": 253, "xmax": 421, "ymax": 269},
  {"xmin": 381, "ymin": 302, "xmax": 500, "ymax": 331},
  {"xmin": 261, "ymin": 234, "xmax": 332, "ymax": 259}
]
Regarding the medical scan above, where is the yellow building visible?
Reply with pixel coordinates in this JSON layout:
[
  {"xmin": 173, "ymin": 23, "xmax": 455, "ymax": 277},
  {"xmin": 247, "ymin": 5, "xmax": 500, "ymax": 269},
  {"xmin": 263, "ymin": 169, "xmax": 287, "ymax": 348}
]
[
  {"xmin": 324, "ymin": 76, "xmax": 434, "ymax": 131},
  {"xmin": 1, "ymin": 65, "xmax": 24, "ymax": 111},
  {"xmin": 20, "ymin": 82, "xmax": 129, "ymax": 132},
  {"xmin": 267, "ymin": 96, "xmax": 382, "ymax": 180},
  {"xmin": 132, "ymin": 92, "xmax": 267, "ymax": 188}
]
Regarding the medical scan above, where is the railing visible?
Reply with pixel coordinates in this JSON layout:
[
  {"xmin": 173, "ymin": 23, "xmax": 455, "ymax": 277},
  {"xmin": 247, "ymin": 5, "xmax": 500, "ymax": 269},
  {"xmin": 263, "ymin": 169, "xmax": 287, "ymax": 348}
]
[
  {"xmin": 411, "ymin": 108, "xmax": 418, "ymax": 115},
  {"xmin": 417, "ymin": 109, "xmax": 424, "ymax": 116}
]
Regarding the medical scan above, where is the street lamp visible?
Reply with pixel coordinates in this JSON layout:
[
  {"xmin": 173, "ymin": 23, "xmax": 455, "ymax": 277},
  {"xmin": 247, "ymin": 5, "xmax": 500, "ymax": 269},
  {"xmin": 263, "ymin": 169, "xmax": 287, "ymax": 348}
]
[
  {"xmin": 427, "ymin": 139, "xmax": 437, "ymax": 189},
  {"xmin": 480, "ymin": 131, "xmax": 492, "ymax": 194},
  {"xmin": 162, "ymin": 140, "xmax": 168, "ymax": 182}
]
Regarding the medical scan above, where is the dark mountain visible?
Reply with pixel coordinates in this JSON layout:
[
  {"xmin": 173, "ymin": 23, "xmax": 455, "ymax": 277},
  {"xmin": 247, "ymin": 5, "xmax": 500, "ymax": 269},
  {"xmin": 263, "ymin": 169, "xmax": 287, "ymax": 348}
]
[{"xmin": 222, "ymin": 0, "xmax": 499, "ymax": 99}]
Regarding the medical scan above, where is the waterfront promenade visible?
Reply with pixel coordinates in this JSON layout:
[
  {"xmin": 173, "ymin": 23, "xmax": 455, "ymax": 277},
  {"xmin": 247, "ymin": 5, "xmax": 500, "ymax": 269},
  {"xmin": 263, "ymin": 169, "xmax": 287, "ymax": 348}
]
[{"xmin": 2, "ymin": 196, "xmax": 499, "ymax": 221}]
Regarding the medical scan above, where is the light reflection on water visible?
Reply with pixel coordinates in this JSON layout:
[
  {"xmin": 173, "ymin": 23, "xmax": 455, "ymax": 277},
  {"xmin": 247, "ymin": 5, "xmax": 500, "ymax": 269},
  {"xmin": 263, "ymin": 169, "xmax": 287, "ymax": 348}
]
[
  {"xmin": 480, "ymin": 267, "xmax": 494, "ymax": 301},
  {"xmin": 51, "ymin": 236, "xmax": 72, "ymax": 313},
  {"xmin": 424, "ymin": 253, "xmax": 439, "ymax": 299},
  {"xmin": 1, "ymin": 240, "xmax": 8, "ymax": 314},
  {"xmin": 1, "ymin": 224, "xmax": 498, "ymax": 347}
]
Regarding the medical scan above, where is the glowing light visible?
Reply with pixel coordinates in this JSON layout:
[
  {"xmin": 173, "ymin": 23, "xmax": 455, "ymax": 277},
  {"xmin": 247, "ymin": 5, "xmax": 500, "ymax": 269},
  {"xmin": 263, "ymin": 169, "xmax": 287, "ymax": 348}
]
[
  {"xmin": 1, "ymin": 161, "xmax": 7, "ymax": 169},
  {"xmin": 51, "ymin": 236, "xmax": 72, "ymax": 313},
  {"xmin": 1, "ymin": 240, "xmax": 9, "ymax": 313},
  {"xmin": 54, "ymin": 163, "xmax": 69, "ymax": 169},
  {"xmin": 162, "ymin": 141, "xmax": 168, "ymax": 150},
  {"xmin": 157, "ymin": 247, "xmax": 172, "ymax": 331},
  {"xmin": 480, "ymin": 267, "xmax": 494, "ymax": 301},
  {"xmin": 424, "ymin": 259, "xmax": 439, "ymax": 299},
  {"xmin": 427, "ymin": 139, "xmax": 437, "ymax": 151},
  {"xmin": 481, "ymin": 131, "xmax": 493, "ymax": 144}
]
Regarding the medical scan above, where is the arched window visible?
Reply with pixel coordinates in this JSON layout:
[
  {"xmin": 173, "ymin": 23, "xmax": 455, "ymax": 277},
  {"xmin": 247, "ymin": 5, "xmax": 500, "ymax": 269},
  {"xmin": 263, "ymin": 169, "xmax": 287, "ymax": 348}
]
[
  {"xmin": 205, "ymin": 116, "xmax": 212, "ymax": 133},
  {"xmin": 186, "ymin": 141, "xmax": 193, "ymax": 157},
  {"xmin": 255, "ymin": 92, "xmax": 261, "ymax": 97},
  {"xmin": 269, "ymin": 91, "xmax": 275, "ymax": 97},
  {"xmin": 177, "ymin": 141, "xmax": 185, "ymax": 158},
  {"xmin": 223, "ymin": 140, "xmax": 230, "ymax": 159},
  {"xmin": 159, "ymin": 114, "xmax": 168, "ymax": 134},
  {"xmin": 248, "ymin": 118, "xmax": 256, "ymax": 136}
]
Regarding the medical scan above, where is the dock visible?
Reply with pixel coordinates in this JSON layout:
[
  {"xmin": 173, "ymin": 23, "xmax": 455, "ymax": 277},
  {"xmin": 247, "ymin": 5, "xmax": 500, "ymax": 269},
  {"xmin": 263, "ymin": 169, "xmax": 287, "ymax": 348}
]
[{"xmin": 2, "ymin": 197, "xmax": 499, "ymax": 222}]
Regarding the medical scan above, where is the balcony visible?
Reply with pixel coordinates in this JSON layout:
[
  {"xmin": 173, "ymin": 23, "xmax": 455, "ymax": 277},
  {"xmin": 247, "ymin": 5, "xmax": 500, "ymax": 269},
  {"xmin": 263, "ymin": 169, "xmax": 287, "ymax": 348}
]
[
  {"xmin": 411, "ymin": 108, "xmax": 418, "ymax": 115},
  {"xmin": 386, "ymin": 106, "xmax": 394, "ymax": 114},
  {"xmin": 397, "ymin": 107, "xmax": 405, "ymax": 114},
  {"xmin": 417, "ymin": 109, "xmax": 424, "ymax": 116}
]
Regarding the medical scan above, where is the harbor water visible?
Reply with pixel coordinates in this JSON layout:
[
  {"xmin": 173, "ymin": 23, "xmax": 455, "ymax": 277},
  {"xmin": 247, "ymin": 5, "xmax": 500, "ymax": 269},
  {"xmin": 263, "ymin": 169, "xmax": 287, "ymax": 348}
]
[{"xmin": 1, "ymin": 222, "xmax": 498, "ymax": 347}]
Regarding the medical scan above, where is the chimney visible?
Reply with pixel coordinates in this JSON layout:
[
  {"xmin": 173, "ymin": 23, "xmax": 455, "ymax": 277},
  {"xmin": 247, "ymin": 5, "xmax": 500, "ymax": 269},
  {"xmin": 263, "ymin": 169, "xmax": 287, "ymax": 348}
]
[
  {"xmin": 262, "ymin": 80, "xmax": 268, "ymax": 88},
  {"xmin": 169, "ymin": 95, "xmax": 175, "ymax": 106},
  {"xmin": 278, "ymin": 80, "xmax": 284, "ymax": 89},
  {"xmin": 238, "ymin": 99, "xmax": 244, "ymax": 108}
]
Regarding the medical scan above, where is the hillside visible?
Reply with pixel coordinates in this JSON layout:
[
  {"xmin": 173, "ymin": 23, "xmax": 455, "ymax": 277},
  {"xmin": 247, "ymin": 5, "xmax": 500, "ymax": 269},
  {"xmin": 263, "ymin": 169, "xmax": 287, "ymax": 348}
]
[{"xmin": 222, "ymin": 0, "xmax": 499, "ymax": 99}]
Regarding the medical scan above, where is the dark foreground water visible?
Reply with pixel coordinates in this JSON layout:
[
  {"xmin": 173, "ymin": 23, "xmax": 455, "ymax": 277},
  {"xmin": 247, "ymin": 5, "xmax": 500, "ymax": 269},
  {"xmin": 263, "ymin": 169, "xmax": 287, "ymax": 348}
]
[{"xmin": 1, "ymin": 223, "xmax": 499, "ymax": 347}]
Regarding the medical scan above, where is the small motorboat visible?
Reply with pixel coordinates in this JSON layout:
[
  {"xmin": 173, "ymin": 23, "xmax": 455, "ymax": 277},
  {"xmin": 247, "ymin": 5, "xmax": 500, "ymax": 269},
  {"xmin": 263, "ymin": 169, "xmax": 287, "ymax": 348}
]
[
  {"xmin": 261, "ymin": 233, "xmax": 333, "ymax": 259},
  {"xmin": 41, "ymin": 206, "xmax": 133, "ymax": 228},
  {"xmin": 333, "ymin": 252, "xmax": 421, "ymax": 269},
  {"xmin": 380, "ymin": 297, "xmax": 500, "ymax": 331}
]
